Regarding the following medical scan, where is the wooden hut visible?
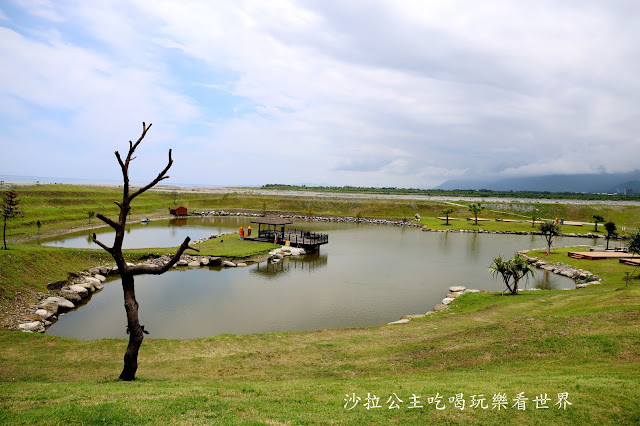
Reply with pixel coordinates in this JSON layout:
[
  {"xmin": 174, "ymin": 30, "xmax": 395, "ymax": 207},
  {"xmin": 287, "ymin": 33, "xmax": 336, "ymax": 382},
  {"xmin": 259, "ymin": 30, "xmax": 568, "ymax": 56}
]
[{"xmin": 170, "ymin": 206, "xmax": 188, "ymax": 216}]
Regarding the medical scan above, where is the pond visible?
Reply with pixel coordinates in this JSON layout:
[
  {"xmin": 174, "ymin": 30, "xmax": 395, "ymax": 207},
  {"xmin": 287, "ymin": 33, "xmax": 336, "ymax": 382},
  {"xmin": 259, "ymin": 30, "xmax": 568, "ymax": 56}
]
[{"xmin": 44, "ymin": 218, "xmax": 596, "ymax": 339}]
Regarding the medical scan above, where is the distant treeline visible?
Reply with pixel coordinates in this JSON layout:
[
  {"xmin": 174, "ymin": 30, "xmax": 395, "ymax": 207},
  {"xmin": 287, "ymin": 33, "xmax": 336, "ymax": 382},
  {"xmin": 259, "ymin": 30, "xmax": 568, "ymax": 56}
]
[{"xmin": 261, "ymin": 184, "xmax": 640, "ymax": 201}]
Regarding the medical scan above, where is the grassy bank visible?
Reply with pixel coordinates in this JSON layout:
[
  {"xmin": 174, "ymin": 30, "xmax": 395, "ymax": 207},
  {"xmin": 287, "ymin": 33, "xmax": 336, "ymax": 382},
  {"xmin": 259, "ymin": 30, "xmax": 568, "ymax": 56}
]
[
  {"xmin": 0, "ymin": 235, "xmax": 274, "ymax": 304},
  {"xmin": 1, "ymin": 249, "xmax": 639, "ymax": 424},
  {"xmin": 4, "ymin": 184, "xmax": 639, "ymax": 243}
]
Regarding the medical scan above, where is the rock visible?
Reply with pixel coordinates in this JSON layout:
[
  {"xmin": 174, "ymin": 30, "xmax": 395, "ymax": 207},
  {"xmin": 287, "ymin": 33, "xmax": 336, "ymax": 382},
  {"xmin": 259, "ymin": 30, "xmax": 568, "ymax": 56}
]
[
  {"xmin": 18, "ymin": 321, "xmax": 45, "ymax": 333},
  {"xmin": 77, "ymin": 281, "xmax": 95, "ymax": 292},
  {"xmin": 272, "ymin": 258, "xmax": 281, "ymax": 264},
  {"xmin": 433, "ymin": 303, "xmax": 450, "ymax": 312},
  {"xmin": 86, "ymin": 277, "xmax": 101, "ymax": 286},
  {"xmin": 388, "ymin": 318, "xmax": 410, "ymax": 325},
  {"xmin": 177, "ymin": 260, "xmax": 189, "ymax": 266},
  {"xmin": 589, "ymin": 280, "xmax": 601, "ymax": 285},
  {"xmin": 424, "ymin": 310, "xmax": 436, "ymax": 316},
  {"xmin": 209, "ymin": 257, "xmax": 222, "ymax": 266},
  {"xmin": 89, "ymin": 267, "xmax": 101, "ymax": 275},
  {"xmin": 464, "ymin": 289, "xmax": 480, "ymax": 293},
  {"xmin": 200, "ymin": 258, "xmax": 210, "ymax": 266},
  {"xmin": 449, "ymin": 286, "xmax": 466, "ymax": 292},
  {"xmin": 56, "ymin": 297, "xmax": 75, "ymax": 310},
  {"xmin": 414, "ymin": 213, "xmax": 421, "ymax": 221},
  {"xmin": 38, "ymin": 298, "xmax": 59, "ymax": 313},
  {"xmin": 402, "ymin": 314, "xmax": 426, "ymax": 319},
  {"xmin": 447, "ymin": 292, "xmax": 462, "ymax": 299},
  {"xmin": 98, "ymin": 266, "xmax": 108, "ymax": 275},
  {"xmin": 68, "ymin": 285, "xmax": 89, "ymax": 298},
  {"xmin": 236, "ymin": 263, "xmax": 247, "ymax": 267},
  {"xmin": 442, "ymin": 298, "xmax": 455, "ymax": 305},
  {"xmin": 34, "ymin": 309, "xmax": 54, "ymax": 320},
  {"xmin": 59, "ymin": 288, "xmax": 82, "ymax": 303},
  {"xmin": 188, "ymin": 261, "xmax": 200, "ymax": 267},
  {"xmin": 223, "ymin": 261, "xmax": 237, "ymax": 267},
  {"xmin": 576, "ymin": 283, "xmax": 590, "ymax": 289},
  {"xmin": 94, "ymin": 274, "xmax": 106, "ymax": 283},
  {"xmin": 93, "ymin": 282, "xmax": 104, "ymax": 291}
]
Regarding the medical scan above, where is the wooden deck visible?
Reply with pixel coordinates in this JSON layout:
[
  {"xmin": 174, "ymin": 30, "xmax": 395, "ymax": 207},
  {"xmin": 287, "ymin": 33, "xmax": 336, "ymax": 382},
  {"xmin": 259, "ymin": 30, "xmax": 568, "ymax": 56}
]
[
  {"xmin": 437, "ymin": 217, "xmax": 460, "ymax": 221},
  {"xmin": 619, "ymin": 258, "xmax": 640, "ymax": 266},
  {"xmin": 246, "ymin": 228, "xmax": 328, "ymax": 251},
  {"xmin": 568, "ymin": 251, "xmax": 635, "ymax": 260},
  {"xmin": 562, "ymin": 221, "xmax": 583, "ymax": 226}
]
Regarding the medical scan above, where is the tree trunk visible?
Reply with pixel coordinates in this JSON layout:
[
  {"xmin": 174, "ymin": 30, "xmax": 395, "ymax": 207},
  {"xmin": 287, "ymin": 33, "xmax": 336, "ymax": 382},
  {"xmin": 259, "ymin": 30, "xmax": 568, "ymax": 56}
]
[{"xmin": 119, "ymin": 273, "xmax": 144, "ymax": 381}]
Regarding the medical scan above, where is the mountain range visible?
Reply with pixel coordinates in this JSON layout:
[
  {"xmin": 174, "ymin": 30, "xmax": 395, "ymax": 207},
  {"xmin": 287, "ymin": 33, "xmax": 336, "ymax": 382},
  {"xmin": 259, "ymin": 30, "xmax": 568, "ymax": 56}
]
[{"xmin": 435, "ymin": 170, "xmax": 640, "ymax": 194}]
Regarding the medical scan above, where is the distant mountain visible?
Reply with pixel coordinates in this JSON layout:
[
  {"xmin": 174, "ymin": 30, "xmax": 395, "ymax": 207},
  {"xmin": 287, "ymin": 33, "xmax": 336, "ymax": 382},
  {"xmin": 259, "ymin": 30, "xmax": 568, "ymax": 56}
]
[{"xmin": 435, "ymin": 171, "xmax": 640, "ymax": 194}]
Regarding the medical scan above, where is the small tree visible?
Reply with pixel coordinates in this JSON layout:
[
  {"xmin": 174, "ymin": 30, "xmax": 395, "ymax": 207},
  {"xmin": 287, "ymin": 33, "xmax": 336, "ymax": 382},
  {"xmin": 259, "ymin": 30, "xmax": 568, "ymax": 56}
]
[
  {"xmin": 489, "ymin": 254, "xmax": 535, "ymax": 295},
  {"xmin": 36, "ymin": 220, "xmax": 42, "ymax": 235},
  {"xmin": 88, "ymin": 211, "xmax": 95, "ymax": 224},
  {"xmin": 93, "ymin": 122, "xmax": 199, "ymax": 381},
  {"xmin": 539, "ymin": 221, "xmax": 560, "ymax": 254},
  {"xmin": 2, "ymin": 191, "xmax": 21, "ymax": 250},
  {"xmin": 468, "ymin": 203, "xmax": 484, "ymax": 225},
  {"xmin": 592, "ymin": 214, "xmax": 605, "ymax": 232},
  {"xmin": 441, "ymin": 208, "xmax": 454, "ymax": 226},
  {"xmin": 604, "ymin": 221, "xmax": 617, "ymax": 250},
  {"xmin": 627, "ymin": 230, "xmax": 640, "ymax": 277},
  {"xmin": 531, "ymin": 214, "xmax": 537, "ymax": 228}
]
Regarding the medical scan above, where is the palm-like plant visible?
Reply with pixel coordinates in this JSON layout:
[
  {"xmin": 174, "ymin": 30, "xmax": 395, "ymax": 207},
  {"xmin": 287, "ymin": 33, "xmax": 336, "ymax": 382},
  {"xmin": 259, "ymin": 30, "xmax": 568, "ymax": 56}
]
[
  {"xmin": 627, "ymin": 230, "xmax": 640, "ymax": 278},
  {"xmin": 468, "ymin": 203, "xmax": 484, "ymax": 225},
  {"xmin": 539, "ymin": 221, "xmax": 560, "ymax": 254},
  {"xmin": 441, "ymin": 208, "xmax": 454, "ymax": 225},
  {"xmin": 489, "ymin": 254, "xmax": 535, "ymax": 295},
  {"xmin": 592, "ymin": 214, "xmax": 605, "ymax": 232},
  {"xmin": 604, "ymin": 221, "xmax": 617, "ymax": 250}
]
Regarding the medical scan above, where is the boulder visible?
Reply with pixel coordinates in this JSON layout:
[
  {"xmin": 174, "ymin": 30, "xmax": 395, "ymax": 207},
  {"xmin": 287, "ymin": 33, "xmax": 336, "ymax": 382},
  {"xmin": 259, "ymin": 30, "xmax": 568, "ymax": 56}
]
[
  {"xmin": 188, "ymin": 261, "xmax": 201, "ymax": 267},
  {"xmin": 59, "ymin": 288, "xmax": 82, "ymax": 303},
  {"xmin": 89, "ymin": 267, "xmax": 101, "ymax": 275},
  {"xmin": 463, "ymin": 289, "xmax": 480, "ymax": 293},
  {"xmin": 177, "ymin": 260, "xmax": 189, "ymax": 266},
  {"xmin": 223, "ymin": 261, "xmax": 237, "ymax": 267},
  {"xmin": 38, "ymin": 298, "xmax": 59, "ymax": 313},
  {"xmin": 432, "ymin": 303, "xmax": 450, "ymax": 312},
  {"xmin": 56, "ymin": 297, "xmax": 75, "ymax": 310},
  {"xmin": 387, "ymin": 318, "xmax": 410, "ymax": 325},
  {"xmin": 414, "ymin": 213, "xmax": 421, "ymax": 221},
  {"xmin": 447, "ymin": 292, "xmax": 462, "ymax": 299},
  {"xmin": 77, "ymin": 281, "xmax": 95, "ymax": 292},
  {"xmin": 68, "ymin": 285, "xmax": 89, "ymax": 298},
  {"xmin": 98, "ymin": 266, "xmax": 108, "ymax": 275},
  {"xmin": 200, "ymin": 257, "xmax": 210, "ymax": 266},
  {"xmin": 576, "ymin": 283, "xmax": 590, "ymax": 289},
  {"xmin": 209, "ymin": 257, "xmax": 222, "ymax": 266},
  {"xmin": 94, "ymin": 274, "xmax": 106, "ymax": 283},
  {"xmin": 449, "ymin": 286, "xmax": 466, "ymax": 293},
  {"xmin": 236, "ymin": 263, "xmax": 247, "ymax": 267},
  {"xmin": 401, "ymin": 314, "xmax": 426, "ymax": 319},
  {"xmin": 442, "ymin": 298, "xmax": 455, "ymax": 305},
  {"xmin": 34, "ymin": 309, "xmax": 54, "ymax": 320},
  {"xmin": 93, "ymin": 282, "xmax": 104, "ymax": 291},
  {"xmin": 18, "ymin": 321, "xmax": 45, "ymax": 333}
]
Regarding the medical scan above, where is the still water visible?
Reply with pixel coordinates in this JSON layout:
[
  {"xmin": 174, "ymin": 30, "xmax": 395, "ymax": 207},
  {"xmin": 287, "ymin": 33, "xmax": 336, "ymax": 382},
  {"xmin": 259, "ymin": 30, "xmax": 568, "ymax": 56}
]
[{"xmin": 44, "ymin": 218, "xmax": 594, "ymax": 339}]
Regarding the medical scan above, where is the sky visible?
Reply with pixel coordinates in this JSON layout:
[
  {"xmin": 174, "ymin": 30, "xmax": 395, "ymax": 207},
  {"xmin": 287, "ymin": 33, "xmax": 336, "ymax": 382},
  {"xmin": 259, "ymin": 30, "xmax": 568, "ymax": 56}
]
[{"xmin": 1, "ymin": 0, "xmax": 639, "ymax": 188}]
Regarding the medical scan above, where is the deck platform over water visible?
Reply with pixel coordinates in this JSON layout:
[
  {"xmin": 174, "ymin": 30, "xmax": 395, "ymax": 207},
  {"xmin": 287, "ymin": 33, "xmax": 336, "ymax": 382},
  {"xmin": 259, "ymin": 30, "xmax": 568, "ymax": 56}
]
[
  {"xmin": 244, "ymin": 216, "xmax": 329, "ymax": 252},
  {"xmin": 568, "ymin": 251, "xmax": 635, "ymax": 260}
]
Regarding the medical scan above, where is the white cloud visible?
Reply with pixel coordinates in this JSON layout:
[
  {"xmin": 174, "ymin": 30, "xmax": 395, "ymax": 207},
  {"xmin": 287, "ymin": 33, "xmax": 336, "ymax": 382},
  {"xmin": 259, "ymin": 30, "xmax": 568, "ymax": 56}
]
[{"xmin": 2, "ymin": 1, "xmax": 640, "ymax": 187}]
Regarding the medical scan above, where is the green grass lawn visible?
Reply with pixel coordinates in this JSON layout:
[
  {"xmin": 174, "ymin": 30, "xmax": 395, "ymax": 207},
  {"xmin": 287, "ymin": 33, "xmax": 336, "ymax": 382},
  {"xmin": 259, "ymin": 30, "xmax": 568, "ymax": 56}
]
[
  {"xmin": 4, "ymin": 184, "xmax": 638, "ymax": 244},
  {"xmin": 1, "ymin": 245, "xmax": 639, "ymax": 423},
  {"xmin": 0, "ymin": 185, "xmax": 638, "ymax": 424}
]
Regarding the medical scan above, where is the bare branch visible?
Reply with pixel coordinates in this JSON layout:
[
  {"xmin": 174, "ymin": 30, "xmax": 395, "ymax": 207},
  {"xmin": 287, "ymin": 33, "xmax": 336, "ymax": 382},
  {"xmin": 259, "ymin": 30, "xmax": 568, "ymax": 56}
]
[
  {"xmin": 128, "ymin": 149, "xmax": 173, "ymax": 202},
  {"xmin": 96, "ymin": 213, "xmax": 121, "ymax": 231},
  {"xmin": 129, "ymin": 236, "xmax": 199, "ymax": 276},
  {"xmin": 114, "ymin": 201, "xmax": 124, "ymax": 209},
  {"xmin": 92, "ymin": 234, "xmax": 113, "ymax": 254}
]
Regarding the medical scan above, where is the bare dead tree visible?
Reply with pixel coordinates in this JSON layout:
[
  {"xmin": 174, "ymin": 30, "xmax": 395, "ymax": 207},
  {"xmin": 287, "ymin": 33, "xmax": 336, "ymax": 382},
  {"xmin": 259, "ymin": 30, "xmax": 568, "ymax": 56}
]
[{"xmin": 93, "ymin": 122, "xmax": 199, "ymax": 381}]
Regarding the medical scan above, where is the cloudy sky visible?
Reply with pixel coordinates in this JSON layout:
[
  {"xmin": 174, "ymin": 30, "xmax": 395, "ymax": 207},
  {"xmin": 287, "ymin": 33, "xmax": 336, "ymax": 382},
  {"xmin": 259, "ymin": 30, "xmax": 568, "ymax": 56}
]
[{"xmin": 1, "ymin": 1, "xmax": 639, "ymax": 188}]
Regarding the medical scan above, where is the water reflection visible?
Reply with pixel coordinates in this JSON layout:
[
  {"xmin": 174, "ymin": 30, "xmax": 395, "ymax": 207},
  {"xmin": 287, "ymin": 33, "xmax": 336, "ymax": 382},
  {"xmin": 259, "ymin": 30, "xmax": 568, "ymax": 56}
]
[{"xmin": 252, "ymin": 253, "xmax": 329, "ymax": 279}]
